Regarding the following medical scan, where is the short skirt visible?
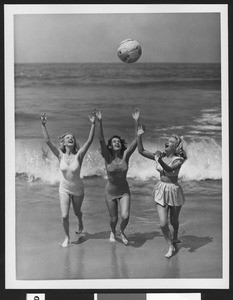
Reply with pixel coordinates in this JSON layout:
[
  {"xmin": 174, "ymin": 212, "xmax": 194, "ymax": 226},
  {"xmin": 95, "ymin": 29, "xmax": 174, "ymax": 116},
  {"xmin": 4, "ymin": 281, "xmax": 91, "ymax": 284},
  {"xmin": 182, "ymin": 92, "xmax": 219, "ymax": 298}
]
[
  {"xmin": 59, "ymin": 178, "xmax": 84, "ymax": 196},
  {"xmin": 152, "ymin": 181, "xmax": 185, "ymax": 207}
]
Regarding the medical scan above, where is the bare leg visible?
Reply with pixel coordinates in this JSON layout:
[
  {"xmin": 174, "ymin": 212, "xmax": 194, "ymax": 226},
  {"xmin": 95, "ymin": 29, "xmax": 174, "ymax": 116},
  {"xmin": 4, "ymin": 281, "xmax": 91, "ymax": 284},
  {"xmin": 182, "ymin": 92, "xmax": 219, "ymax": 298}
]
[
  {"xmin": 59, "ymin": 192, "xmax": 71, "ymax": 247},
  {"xmin": 119, "ymin": 193, "xmax": 131, "ymax": 245},
  {"xmin": 156, "ymin": 203, "xmax": 175, "ymax": 258},
  {"xmin": 105, "ymin": 197, "xmax": 118, "ymax": 242},
  {"xmin": 72, "ymin": 194, "xmax": 84, "ymax": 233},
  {"xmin": 170, "ymin": 205, "xmax": 182, "ymax": 243}
]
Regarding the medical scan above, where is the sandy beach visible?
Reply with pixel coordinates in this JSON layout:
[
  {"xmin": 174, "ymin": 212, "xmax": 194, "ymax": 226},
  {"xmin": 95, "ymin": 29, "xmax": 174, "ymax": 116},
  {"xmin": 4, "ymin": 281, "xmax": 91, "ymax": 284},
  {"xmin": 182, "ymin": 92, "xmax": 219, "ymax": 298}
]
[{"xmin": 16, "ymin": 177, "xmax": 222, "ymax": 281}]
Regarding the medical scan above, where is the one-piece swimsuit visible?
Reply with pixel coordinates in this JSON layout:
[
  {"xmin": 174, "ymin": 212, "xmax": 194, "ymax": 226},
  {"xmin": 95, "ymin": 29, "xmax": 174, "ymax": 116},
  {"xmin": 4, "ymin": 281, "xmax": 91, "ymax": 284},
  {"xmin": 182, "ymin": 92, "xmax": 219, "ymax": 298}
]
[
  {"xmin": 59, "ymin": 153, "xmax": 84, "ymax": 196},
  {"xmin": 105, "ymin": 159, "xmax": 130, "ymax": 200}
]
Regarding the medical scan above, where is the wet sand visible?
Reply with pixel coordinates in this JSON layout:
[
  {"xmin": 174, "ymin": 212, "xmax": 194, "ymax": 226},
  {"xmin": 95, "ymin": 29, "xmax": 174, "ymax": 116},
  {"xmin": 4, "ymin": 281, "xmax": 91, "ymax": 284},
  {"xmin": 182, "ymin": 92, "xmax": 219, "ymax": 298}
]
[{"xmin": 16, "ymin": 177, "xmax": 222, "ymax": 281}]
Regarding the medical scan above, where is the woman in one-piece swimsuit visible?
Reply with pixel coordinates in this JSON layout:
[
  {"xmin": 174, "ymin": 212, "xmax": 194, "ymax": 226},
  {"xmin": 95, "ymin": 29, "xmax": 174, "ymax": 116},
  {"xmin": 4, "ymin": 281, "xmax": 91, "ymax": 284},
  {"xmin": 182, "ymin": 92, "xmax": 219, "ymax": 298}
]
[
  {"xmin": 135, "ymin": 108, "xmax": 187, "ymax": 258},
  {"xmin": 94, "ymin": 108, "xmax": 138, "ymax": 245},
  {"xmin": 40, "ymin": 111, "xmax": 96, "ymax": 247}
]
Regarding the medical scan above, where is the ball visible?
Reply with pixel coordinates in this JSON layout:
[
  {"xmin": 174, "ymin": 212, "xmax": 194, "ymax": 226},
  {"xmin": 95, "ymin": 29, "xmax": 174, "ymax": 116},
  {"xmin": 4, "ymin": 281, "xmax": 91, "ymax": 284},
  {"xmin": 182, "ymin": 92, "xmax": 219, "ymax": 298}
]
[{"xmin": 117, "ymin": 39, "xmax": 142, "ymax": 63}]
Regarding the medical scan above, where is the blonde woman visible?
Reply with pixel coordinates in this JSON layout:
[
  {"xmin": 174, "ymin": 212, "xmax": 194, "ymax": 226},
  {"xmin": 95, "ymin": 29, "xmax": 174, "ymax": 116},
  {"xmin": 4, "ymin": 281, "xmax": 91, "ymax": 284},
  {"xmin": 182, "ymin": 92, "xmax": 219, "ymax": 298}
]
[
  {"xmin": 40, "ymin": 112, "xmax": 96, "ymax": 247},
  {"xmin": 134, "ymin": 108, "xmax": 187, "ymax": 258}
]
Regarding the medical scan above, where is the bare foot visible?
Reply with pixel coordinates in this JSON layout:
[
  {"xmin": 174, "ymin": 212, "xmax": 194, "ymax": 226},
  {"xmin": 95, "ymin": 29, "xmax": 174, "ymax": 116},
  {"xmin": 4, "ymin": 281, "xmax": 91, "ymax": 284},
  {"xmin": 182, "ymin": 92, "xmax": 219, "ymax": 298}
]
[
  {"xmin": 61, "ymin": 237, "xmax": 70, "ymax": 248},
  {"xmin": 75, "ymin": 220, "xmax": 84, "ymax": 234},
  {"xmin": 75, "ymin": 226, "xmax": 84, "ymax": 234},
  {"xmin": 120, "ymin": 232, "xmax": 129, "ymax": 245},
  {"xmin": 109, "ymin": 232, "xmax": 116, "ymax": 242},
  {"xmin": 165, "ymin": 246, "xmax": 175, "ymax": 258}
]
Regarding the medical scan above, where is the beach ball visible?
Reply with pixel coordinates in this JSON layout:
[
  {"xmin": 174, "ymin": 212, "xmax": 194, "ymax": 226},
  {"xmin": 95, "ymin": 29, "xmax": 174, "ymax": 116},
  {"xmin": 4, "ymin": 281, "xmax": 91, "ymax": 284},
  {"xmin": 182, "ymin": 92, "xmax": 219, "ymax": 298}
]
[{"xmin": 117, "ymin": 39, "xmax": 142, "ymax": 63}]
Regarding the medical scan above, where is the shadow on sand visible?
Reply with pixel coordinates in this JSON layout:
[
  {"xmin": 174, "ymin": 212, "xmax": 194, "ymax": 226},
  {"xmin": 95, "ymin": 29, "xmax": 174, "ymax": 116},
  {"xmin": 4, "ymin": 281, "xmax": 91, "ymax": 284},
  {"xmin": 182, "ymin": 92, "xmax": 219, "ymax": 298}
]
[
  {"xmin": 71, "ymin": 231, "xmax": 110, "ymax": 245},
  {"xmin": 71, "ymin": 230, "xmax": 161, "ymax": 248},
  {"xmin": 122, "ymin": 231, "xmax": 162, "ymax": 248},
  {"xmin": 71, "ymin": 232, "xmax": 213, "ymax": 255},
  {"xmin": 175, "ymin": 235, "xmax": 213, "ymax": 253}
]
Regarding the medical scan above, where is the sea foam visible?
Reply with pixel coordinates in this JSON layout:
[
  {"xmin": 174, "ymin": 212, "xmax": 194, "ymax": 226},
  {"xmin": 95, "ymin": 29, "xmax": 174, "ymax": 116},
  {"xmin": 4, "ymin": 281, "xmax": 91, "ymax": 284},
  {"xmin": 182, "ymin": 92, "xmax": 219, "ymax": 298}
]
[{"xmin": 15, "ymin": 137, "xmax": 222, "ymax": 184}]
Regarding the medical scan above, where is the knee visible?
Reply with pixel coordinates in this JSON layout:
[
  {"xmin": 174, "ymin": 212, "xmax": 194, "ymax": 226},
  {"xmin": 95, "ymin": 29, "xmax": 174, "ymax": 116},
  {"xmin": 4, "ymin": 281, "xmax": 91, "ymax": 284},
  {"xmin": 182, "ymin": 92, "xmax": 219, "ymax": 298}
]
[
  {"xmin": 170, "ymin": 218, "xmax": 179, "ymax": 228},
  {"xmin": 121, "ymin": 213, "xmax": 129, "ymax": 221},
  {"xmin": 74, "ymin": 210, "xmax": 82, "ymax": 218},
  {"xmin": 62, "ymin": 215, "xmax": 69, "ymax": 222},
  {"xmin": 110, "ymin": 216, "xmax": 118, "ymax": 224},
  {"xmin": 160, "ymin": 221, "xmax": 168, "ymax": 230}
]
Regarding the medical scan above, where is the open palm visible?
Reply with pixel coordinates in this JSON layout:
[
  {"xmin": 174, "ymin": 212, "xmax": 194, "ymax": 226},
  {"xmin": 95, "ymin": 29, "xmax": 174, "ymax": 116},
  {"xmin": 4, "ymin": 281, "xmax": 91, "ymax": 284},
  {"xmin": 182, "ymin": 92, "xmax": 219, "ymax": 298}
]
[
  {"xmin": 89, "ymin": 112, "xmax": 96, "ymax": 124},
  {"xmin": 137, "ymin": 124, "xmax": 145, "ymax": 136},
  {"xmin": 132, "ymin": 108, "xmax": 140, "ymax": 120},
  {"xmin": 94, "ymin": 109, "xmax": 102, "ymax": 120},
  {"xmin": 40, "ymin": 112, "xmax": 47, "ymax": 125}
]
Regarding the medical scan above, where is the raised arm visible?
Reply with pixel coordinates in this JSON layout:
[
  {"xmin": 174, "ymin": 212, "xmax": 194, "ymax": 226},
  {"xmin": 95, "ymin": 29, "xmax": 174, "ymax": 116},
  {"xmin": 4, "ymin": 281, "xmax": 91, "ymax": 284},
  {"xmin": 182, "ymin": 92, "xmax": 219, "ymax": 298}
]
[
  {"xmin": 124, "ymin": 108, "xmax": 140, "ymax": 161},
  {"xmin": 124, "ymin": 139, "xmax": 137, "ymax": 161},
  {"xmin": 158, "ymin": 156, "xmax": 184, "ymax": 172},
  {"xmin": 77, "ymin": 112, "xmax": 96, "ymax": 162},
  {"xmin": 40, "ymin": 113, "xmax": 61, "ymax": 159},
  {"xmin": 95, "ymin": 109, "xmax": 112, "ymax": 163},
  {"xmin": 136, "ymin": 124, "xmax": 155, "ymax": 160}
]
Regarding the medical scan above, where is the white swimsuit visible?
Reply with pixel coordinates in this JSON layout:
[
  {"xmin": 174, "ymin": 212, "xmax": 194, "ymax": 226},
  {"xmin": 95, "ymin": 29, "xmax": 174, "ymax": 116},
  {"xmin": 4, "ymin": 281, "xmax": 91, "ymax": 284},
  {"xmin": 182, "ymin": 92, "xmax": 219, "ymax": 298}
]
[{"xmin": 59, "ymin": 153, "xmax": 84, "ymax": 196}]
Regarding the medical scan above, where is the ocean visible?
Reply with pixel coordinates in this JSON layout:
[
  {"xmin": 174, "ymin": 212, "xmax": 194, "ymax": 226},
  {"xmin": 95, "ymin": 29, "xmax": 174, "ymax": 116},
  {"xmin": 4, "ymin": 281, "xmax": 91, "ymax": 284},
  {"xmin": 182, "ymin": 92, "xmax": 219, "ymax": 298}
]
[
  {"xmin": 14, "ymin": 63, "xmax": 223, "ymax": 280},
  {"xmin": 15, "ymin": 62, "xmax": 222, "ymax": 184}
]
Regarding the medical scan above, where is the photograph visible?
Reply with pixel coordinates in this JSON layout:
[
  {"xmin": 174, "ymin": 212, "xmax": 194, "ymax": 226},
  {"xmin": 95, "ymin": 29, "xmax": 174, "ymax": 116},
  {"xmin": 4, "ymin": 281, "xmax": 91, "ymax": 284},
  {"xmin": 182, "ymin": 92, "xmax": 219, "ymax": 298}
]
[{"xmin": 5, "ymin": 4, "xmax": 229, "ymax": 290}]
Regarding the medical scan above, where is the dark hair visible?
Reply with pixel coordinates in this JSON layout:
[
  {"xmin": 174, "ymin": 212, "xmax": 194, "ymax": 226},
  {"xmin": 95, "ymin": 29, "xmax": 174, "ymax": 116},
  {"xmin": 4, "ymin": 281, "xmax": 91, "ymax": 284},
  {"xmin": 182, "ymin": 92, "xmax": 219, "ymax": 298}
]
[
  {"xmin": 58, "ymin": 132, "xmax": 80, "ymax": 154},
  {"xmin": 101, "ymin": 135, "xmax": 127, "ymax": 157}
]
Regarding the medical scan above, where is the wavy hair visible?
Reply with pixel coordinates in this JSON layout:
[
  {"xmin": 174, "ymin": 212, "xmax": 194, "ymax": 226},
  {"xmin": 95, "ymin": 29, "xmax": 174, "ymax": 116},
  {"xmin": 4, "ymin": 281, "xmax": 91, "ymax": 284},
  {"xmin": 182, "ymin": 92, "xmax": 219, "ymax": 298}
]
[
  {"xmin": 101, "ymin": 135, "xmax": 127, "ymax": 157},
  {"xmin": 171, "ymin": 134, "xmax": 187, "ymax": 160},
  {"xmin": 58, "ymin": 132, "xmax": 80, "ymax": 154}
]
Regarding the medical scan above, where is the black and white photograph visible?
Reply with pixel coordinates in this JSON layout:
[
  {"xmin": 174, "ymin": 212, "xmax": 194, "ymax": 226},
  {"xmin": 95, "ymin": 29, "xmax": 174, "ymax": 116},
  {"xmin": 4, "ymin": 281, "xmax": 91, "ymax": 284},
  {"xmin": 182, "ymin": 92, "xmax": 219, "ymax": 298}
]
[{"xmin": 4, "ymin": 4, "xmax": 229, "ymax": 290}]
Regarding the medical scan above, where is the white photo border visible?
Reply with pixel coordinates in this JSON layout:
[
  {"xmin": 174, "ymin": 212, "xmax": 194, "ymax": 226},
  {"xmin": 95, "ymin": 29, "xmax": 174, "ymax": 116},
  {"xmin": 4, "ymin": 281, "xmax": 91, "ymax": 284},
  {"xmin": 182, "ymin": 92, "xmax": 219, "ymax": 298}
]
[{"xmin": 5, "ymin": 4, "xmax": 229, "ymax": 289}]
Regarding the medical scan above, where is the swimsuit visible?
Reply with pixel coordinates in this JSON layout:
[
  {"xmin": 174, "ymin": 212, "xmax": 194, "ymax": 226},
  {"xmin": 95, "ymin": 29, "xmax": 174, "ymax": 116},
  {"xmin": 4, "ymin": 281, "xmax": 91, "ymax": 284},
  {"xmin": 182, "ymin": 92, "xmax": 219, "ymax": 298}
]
[
  {"xmin": 105, "ymin": 159, "xmax": 130, "ymax": 201},
  {"xmin": 153, "ymin": 157, "xmax": 185, "ymax": 207},
  {"xmin": 59, "ymin": 153, "xmax": 84, "ymax": 196}
]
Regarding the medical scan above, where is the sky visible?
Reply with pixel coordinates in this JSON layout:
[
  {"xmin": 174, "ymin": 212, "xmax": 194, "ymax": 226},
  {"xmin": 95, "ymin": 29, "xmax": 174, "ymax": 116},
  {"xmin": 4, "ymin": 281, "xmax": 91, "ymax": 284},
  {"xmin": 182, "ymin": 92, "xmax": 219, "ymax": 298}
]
[{"xmin": 13, "ymin": 9, "xmax": 221, "ymax": 63}]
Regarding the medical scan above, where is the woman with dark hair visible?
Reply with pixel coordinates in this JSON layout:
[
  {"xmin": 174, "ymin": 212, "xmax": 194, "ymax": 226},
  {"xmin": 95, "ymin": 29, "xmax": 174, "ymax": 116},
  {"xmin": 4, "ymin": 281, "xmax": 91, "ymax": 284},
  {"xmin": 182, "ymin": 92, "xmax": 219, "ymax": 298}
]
[
  {"xmin": 95, "ymin": 109, "xmax": 138, "ymax": 245},
  {"xmin": 40, "ymin": 112, "xmax": 96, "ymax": 247},
  {"xmin": 135, "ymin": 109, "xmax": 187, "ymax": 258}
]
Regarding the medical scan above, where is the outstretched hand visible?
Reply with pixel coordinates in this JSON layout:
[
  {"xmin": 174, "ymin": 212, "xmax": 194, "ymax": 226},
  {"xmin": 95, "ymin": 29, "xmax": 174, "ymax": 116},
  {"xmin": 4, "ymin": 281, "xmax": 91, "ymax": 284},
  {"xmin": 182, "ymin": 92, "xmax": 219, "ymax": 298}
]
[
  {"xmin": 40, "ymin": 112, "xmax": 47, "ymax": 125},
  {"xmin": 89, "ymin": 112, "xmax": 96, "ymax": 124},
  {"xmin": 155, "ymin": 150, "xmax": 162, "ymax": 157},
  {"xmin": 154, "ymin": 150, "xmax": 165, "ymax": 161},
  {"xmin": 132, "ymin": 108, "xmax": 140, "ymax": 120},
  {"xmin": 154, "ymin": 150, "xmax": 162, "ymax": 161},
  {"xmin": 137, "ymin": 124, "xmax": 145, "ymax": 136},
  {"xmin": 94, "ymin": 108, "xmax": 102, "ymax": 121}
]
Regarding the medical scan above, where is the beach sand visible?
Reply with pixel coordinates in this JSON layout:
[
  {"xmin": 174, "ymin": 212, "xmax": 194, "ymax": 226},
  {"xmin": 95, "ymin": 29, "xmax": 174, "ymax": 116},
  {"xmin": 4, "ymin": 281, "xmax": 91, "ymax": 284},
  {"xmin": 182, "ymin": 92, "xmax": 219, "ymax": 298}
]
[{"xmin": 16, "ymin": 177, "xmax": 222, "ymax": 281}]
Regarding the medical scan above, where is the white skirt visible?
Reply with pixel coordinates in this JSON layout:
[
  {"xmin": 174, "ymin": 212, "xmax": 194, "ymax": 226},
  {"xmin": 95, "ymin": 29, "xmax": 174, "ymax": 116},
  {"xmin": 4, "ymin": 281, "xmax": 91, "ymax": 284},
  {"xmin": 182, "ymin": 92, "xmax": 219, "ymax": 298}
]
[{"xmin": 152, "ymin": 181, "xmax": 185, "ymax": 207}]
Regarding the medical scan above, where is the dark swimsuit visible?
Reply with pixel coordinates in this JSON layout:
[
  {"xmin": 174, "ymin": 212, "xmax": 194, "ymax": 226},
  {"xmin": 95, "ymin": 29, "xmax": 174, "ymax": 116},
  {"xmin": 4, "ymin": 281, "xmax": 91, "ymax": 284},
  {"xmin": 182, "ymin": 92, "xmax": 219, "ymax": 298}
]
[{"xmin": 105, "ymin": 159, "xmax": 130, "ymax": 201}]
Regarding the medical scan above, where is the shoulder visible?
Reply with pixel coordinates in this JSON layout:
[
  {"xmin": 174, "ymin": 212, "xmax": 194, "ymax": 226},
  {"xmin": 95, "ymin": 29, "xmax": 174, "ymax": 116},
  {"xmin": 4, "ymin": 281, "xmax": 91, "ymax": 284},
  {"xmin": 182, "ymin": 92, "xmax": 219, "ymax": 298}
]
[
  {"xmin": 123, "ymin": 150, "xmax": 131, "ymax": 161},
  {"xmin": 105, "ymin": 158, "xmax": 114, "ymax": 166}
]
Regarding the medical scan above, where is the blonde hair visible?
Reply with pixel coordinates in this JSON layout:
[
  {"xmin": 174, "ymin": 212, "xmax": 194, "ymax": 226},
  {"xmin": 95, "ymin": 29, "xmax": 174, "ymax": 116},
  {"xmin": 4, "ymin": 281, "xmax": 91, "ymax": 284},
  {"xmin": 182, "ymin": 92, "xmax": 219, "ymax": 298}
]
[
  {"xmin": 58, "ymin": 132, "xmax": 80, "ymax": 154},
  {"xmin": 170, "ymin": 134, "xmax": 187, "ymax": 160}
]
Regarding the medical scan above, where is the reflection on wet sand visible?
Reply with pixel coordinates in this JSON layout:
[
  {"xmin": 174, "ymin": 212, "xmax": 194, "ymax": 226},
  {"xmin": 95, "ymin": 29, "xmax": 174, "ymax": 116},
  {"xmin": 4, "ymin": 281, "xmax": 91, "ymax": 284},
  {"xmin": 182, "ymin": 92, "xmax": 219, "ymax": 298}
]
[{"xmin": 48, "ymin": 230, "xmax": 216, "ymax": 279}]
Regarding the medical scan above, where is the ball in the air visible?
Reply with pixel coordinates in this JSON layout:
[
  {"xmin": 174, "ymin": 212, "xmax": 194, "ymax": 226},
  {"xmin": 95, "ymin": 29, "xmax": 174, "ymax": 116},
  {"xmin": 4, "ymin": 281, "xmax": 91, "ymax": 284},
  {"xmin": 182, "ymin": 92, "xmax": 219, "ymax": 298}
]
[{"xmin": 117, "ymin": 39, "xmax": 142, "ymax": 63}]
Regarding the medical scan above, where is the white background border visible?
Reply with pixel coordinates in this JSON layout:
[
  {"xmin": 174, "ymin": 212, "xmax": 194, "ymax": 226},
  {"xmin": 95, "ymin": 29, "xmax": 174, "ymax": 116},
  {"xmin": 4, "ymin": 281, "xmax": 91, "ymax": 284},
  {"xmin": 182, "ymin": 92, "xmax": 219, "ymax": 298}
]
[{"xmin": 5, "ymin": 4, "xmax": 229, "ymax": 289}]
